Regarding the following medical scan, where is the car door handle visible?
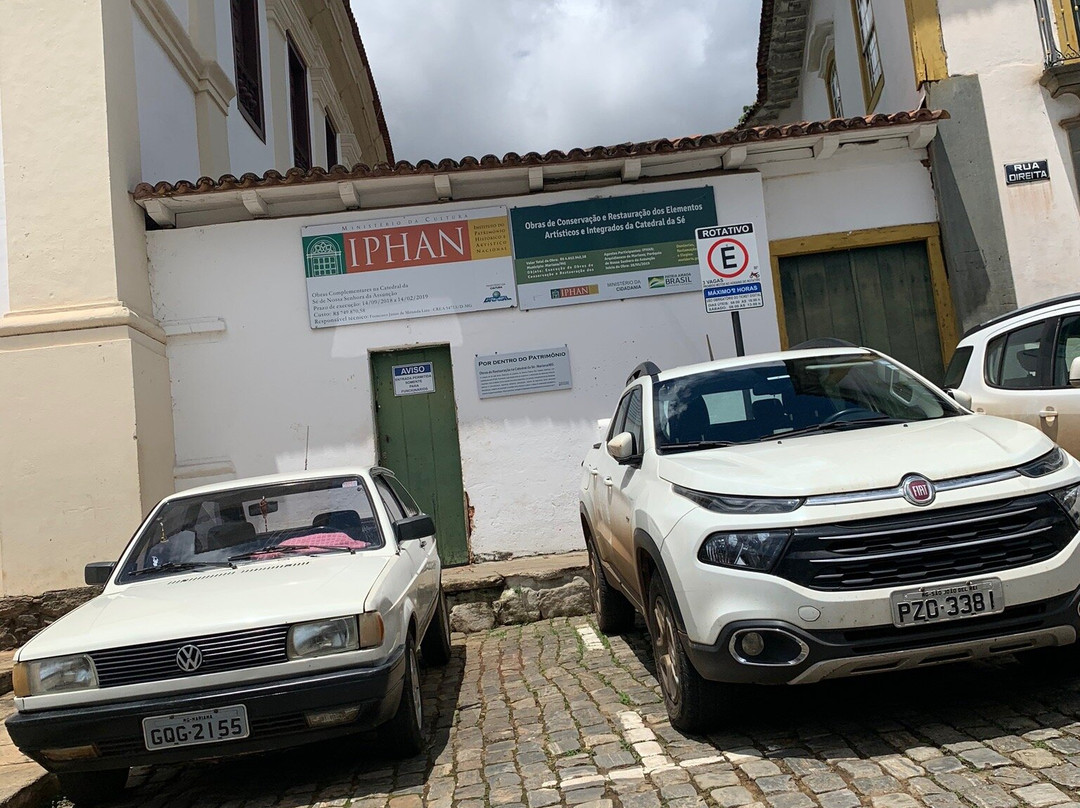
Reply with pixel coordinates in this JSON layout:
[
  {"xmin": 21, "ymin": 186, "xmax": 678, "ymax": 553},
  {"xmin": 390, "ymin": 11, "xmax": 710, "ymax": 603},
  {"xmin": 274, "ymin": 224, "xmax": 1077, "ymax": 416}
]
[
  {"xmin": 1040, "ymin": 408, "xmax": 1058, "ymax": 421},
  {"xmin": 603, "ymin": 477, "xmax": 613, "ymax": 486}
]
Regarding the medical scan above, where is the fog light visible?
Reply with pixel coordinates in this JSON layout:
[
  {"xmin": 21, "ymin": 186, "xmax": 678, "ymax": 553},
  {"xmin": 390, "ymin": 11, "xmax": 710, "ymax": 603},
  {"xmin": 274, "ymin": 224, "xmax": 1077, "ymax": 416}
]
[
  {"xmin": 41, "ymin": 745, "xmax": 98, "ymax": 762},
  {"xmin": 304, "ymin": 706, "xmax": 360, "ymax": 729},
  {"xmin": 740, "ymin": 632, "xmax": 765, "ymax": 657}
]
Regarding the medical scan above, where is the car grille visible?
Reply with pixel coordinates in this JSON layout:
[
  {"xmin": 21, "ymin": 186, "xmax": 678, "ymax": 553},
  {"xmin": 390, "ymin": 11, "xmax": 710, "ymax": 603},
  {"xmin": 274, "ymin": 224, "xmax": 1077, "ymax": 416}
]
[
  {"xmin": 773, "ymin": 493, "xmax": 1076, "ymax": 591},
  {"xmin": 90, "ymin": 625, "xmax": 290, "ymax": 688}
]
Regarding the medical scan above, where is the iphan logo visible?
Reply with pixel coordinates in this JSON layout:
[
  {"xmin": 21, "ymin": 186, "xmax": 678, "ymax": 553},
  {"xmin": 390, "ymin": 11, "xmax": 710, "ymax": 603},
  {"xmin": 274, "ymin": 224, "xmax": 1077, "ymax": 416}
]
[
  {"xmin": 648, "ymin": 276, "xmax": 665, "ymax": 289},
  {"xmin": 484, "ymin": 290, "xmax": 511, "ymax": 303},
  {"xmin": 550, "ymin": 284, "xmax": 599, "ymax": 300}
]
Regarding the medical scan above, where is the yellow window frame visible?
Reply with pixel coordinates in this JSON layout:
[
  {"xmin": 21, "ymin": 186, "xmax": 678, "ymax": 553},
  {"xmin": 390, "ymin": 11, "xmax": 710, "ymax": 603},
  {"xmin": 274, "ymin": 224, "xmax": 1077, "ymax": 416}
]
[
  {"xmin": 850, "ymin": 0, "xmax": 885, "ymax": 113},
  {"xmin": 824, "ymin": 51, "xmax": 843, "ymax": 118},
  {"xmin": 903, "ymin": 0, "xmax": 948, "ymax": 84},
  {"xmin": 1051, "ymin": 0, "xmax": 1080, "ymax": 59}
]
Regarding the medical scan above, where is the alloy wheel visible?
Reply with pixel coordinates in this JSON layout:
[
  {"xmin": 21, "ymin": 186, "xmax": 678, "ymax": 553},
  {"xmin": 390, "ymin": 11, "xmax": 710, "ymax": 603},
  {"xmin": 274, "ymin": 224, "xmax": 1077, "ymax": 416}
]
[{"xmin": 652, "ymin": 594, "xmax": 681, "ymax": 707}]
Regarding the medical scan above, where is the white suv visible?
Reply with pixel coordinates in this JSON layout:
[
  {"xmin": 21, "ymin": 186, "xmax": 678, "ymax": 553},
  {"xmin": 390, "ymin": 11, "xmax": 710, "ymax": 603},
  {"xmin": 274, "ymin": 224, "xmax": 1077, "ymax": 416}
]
[
  {"xmin": 945, "ymin": 293, "xmax": 1080, "ymax": 459},
  {"xmin": 580, "ymin": 347, "xmax": 1080, "ymax": 731}
]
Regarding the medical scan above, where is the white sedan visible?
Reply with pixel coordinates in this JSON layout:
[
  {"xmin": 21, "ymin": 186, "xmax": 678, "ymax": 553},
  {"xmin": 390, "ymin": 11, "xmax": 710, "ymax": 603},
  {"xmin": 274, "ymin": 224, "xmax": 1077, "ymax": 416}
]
[{"xmin": 6, "ymin": 468, "xmax": 451, "ymax": 806}]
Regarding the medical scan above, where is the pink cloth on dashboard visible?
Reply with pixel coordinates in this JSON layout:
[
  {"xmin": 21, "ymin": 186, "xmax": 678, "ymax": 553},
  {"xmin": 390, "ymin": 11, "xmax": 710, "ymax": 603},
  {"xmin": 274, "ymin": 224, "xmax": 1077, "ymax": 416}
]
[{"xmin": 278, "ymin": 532, "xmax": 371, "ymax": 550}]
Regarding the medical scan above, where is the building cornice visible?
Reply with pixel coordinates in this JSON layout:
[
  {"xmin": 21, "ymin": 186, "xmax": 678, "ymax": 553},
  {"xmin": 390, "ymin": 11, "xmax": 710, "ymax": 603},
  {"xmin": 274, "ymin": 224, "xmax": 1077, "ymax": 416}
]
[
  {"xmin": 0, "ymin": 303, "xmax": 167, "ymax": 343},
  {"xmin": 131, "ymin": 0, "xmax": 236, "ymax": 114}
]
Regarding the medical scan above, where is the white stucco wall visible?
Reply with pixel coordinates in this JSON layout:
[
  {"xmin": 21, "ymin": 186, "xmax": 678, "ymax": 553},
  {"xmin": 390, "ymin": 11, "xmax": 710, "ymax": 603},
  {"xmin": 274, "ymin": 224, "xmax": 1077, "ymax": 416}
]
[
  {"xmin": 0, "ymin": 85, "xmax": 7, "ymax": 317},
  {"xmin": 938, "ymin": 0, "xmax": 1080, "ymax": 306},
  {"xmin": 133, "ymin": 15, "xmax": 200, "ymax": 183},
  {"xmin": 761, "ymin": 146, "xmax": 939, "ymax": 240},
  {"xmin": 148, "ymin": 176, "xmax": 779, "ymax": 560}
]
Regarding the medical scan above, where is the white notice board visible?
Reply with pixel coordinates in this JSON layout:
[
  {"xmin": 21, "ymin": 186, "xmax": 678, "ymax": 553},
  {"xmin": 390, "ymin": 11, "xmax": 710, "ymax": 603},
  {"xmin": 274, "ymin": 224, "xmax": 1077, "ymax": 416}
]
[{"xmin": 475, "ymin": 347, "xmax": 572, "ymax": 399}]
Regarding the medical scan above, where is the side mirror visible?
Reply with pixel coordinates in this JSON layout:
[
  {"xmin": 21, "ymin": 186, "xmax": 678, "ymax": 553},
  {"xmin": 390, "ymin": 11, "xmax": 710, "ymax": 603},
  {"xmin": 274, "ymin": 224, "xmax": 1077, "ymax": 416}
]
[
  {"xmin": 394, "ymin": 514, "xmax": 435, "ymax": 543},
  {"xmin": 607, "ymin": 431, "xmax": 639, "ymax": 464},
  {"xmin": 1070, "ymin": 356, "xmax": 1080, "ymax": 388},
  {"xmin": 85, "ymin": 562, "xmax": 116, "ymax": 586},
  {"xmin": 947, "ymin": 388, "xmax": 973, "ymax": 410}
]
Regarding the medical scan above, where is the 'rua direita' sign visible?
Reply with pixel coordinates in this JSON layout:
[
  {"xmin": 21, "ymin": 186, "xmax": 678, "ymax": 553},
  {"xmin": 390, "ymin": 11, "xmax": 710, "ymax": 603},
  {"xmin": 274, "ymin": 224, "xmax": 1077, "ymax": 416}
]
[{"xmin": 1004, "ymin": 160, "xmax": 1049, "ymax": 186}]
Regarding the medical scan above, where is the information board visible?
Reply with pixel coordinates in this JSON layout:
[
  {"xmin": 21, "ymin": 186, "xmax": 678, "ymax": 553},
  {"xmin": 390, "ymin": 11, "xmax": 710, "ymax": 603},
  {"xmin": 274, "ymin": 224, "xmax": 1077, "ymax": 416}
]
[
  {"xmin": 510, "ymin": 188, "xmax": 717, "ymax": 309},
  {"xmin": 475, "ymin": 347, "xmax": 572, "ymax": 399},
  {"xmin": 302, "ymin": 206, "xmax": 515, "ymax": 328}
]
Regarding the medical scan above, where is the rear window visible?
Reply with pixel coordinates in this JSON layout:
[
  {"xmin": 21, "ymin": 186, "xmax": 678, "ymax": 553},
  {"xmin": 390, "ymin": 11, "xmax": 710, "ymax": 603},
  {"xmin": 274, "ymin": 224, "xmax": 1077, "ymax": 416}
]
[{"xmin": 942, "ymin": 346, "xmax": 972, "ymax": 389}]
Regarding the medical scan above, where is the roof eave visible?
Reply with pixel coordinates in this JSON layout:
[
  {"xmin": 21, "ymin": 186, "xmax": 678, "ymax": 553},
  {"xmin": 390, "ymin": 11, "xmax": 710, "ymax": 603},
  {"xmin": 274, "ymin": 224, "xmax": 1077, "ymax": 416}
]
[{"xmin": 133, "ymin": 111, "xmax": 948, "ymax": 228}]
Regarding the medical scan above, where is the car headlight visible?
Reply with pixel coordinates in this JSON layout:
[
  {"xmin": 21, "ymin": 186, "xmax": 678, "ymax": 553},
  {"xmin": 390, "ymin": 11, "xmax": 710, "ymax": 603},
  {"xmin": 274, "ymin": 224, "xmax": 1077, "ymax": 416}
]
[
  {"xmin": 698, "ymin": 531, "xmax": 790, "ymax": 571},
  {"xmin": 13, "ymin": 655, "xmax": 98, "ymax": 698},
  {"xmin": 673, "ymin": 484, "xmax": 803, "ymax": 514},
  {"xmin": 1052, "ymin": 483, "xmax": 1080, "ymax": 528},
  {"xmin": 1019, "ymin": 447, "xmax": 1068, "ymax": 477},
  {"xmin": 287, "ymin": 615, "xmax": 383, "ymax": 660}
]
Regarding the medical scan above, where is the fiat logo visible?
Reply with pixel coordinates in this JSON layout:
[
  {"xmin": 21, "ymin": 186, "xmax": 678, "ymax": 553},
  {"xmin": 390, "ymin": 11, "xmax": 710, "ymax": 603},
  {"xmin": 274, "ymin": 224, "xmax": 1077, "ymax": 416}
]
[
  {"xmin": 901, "ymin": 474, "xmax": 936, "ymax": 506},
  {"xmin": 175, "ymin": 644, "xmax": 203, "ymax": 672}
]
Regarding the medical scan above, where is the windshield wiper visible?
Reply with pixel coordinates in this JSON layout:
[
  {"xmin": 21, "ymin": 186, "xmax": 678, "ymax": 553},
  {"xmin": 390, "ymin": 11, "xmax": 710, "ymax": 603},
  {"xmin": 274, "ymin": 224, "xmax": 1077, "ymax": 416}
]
[
  {"xmin": 776, "ymin": 416, "xmax": 909, "ymax": 440},
  {"xmin": 229, "ymin": 543, "xmax": 356, "ymax": 561},
  {"xmin": 127, "ymin": 560, "xmax": 236, "ymax": 578},
  {"xmin": 659, "ymin": 440, "xmax": 738, "ymax": 453}
]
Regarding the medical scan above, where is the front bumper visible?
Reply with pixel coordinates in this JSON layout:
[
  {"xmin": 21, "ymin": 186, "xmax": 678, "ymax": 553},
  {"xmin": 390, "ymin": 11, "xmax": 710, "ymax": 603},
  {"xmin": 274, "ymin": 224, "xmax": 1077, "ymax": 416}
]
[
  {"xmin": 5, "ymin": 647, "xmax": 405, "ymax": 772},
  {"xmin": 683, "ymin": 586, "xmax": 1080, "ymax": 685}
]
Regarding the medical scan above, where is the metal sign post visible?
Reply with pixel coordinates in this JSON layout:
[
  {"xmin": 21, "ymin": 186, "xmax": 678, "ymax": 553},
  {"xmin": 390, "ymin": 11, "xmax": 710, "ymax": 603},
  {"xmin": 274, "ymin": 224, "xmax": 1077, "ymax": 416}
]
[{"xmin": 732, "ymin": 311, "xmax": 745, "ymax": 357}]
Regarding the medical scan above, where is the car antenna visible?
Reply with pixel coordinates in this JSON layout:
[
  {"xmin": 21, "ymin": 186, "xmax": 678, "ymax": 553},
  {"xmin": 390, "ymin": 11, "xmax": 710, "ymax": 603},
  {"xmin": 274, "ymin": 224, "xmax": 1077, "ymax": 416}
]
[
  {"xmin": 304, "ymin": 425, "xmax": 310, "ymax": 471},
  {"xmin": 706, "ymin": 334, "xmax": 714, "ymax": 361}
]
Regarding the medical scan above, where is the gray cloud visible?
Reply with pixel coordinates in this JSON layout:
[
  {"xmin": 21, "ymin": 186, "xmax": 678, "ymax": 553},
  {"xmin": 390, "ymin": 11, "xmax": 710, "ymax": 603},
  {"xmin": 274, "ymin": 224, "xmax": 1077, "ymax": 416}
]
[{"xmin": 353, "ymin": 0, "xmax": 762, "ymax": 163}]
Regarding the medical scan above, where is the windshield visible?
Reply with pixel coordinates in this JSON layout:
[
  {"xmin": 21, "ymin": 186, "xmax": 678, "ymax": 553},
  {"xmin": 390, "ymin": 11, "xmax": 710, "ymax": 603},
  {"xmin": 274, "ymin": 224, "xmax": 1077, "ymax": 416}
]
[
  {"xmin": 654, "ymin": 353, "xmax": 960, "ymax": 452},
  {"xmin": 118, "ymin": 476, "xmax": 383, "ymax": 582}
]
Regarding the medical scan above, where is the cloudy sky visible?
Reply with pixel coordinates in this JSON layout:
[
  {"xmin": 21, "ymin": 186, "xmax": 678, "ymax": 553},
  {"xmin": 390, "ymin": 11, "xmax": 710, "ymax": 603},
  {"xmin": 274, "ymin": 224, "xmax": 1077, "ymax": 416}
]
[{"xmin": 352, "ymin": 1, "xmax": 763, "ymax": 164}]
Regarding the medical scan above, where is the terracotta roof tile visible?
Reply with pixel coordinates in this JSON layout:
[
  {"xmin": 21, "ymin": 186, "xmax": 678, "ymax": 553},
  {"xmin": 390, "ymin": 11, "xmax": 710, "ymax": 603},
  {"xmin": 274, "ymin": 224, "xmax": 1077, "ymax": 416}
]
[{"xmin": 132, "ymin": 109, "xmax": 948, "ymax": 200}]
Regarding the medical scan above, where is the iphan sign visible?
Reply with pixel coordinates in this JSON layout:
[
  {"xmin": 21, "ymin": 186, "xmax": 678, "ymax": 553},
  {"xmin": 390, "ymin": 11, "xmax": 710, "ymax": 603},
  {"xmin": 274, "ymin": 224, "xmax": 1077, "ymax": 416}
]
[{"xmin": 302, "ymin": 206, "xmax": 515, "ymax": 328}]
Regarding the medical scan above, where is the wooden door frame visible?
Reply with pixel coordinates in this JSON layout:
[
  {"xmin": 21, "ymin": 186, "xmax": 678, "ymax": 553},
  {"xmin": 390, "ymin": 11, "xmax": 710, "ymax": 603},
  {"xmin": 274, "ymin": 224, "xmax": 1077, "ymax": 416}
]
[{"xmin": 769, "ymin": 222, "xmax": 958, "ymax": 367}]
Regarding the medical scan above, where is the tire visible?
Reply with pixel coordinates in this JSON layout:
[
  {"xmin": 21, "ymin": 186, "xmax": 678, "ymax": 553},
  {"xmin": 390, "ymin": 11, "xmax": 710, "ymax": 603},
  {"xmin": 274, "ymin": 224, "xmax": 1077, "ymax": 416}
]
[
  {"xmin": 646, "ymin": 577, "xmax": 721, "ymax": 733},
  {"xmin": 57, "ymin": 769, "xmax": 128, "ymax": 806},
  {"xmin": 421, "ymin": 588, "xmax": 452, "ymax": 666},
  {"xmin": 587, "ymin": 536, "xmax": 635, "ymax": 635},
  {"xmin": 381, "ymin": 636, "xmax": 424, "ymax": 757}
]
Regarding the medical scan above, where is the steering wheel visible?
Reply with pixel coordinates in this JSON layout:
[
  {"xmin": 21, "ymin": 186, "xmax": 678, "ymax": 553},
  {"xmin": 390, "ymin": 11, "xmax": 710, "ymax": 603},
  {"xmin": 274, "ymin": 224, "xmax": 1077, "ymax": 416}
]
[{"xmin": 823, "ymin": 407, "xmax": 868, "ymax": 424}]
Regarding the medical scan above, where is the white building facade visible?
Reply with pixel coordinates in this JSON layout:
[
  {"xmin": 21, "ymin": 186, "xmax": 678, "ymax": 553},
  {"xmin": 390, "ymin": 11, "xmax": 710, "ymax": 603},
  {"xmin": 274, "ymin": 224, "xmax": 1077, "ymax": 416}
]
[
  {"xmin": 136, "ymin": 113, "xmax": 947, "ymax": 565},
  {"xmin": 0, "ymin": 0, "xmax": 390, "ymax": 596},
  {"xmin": 749, "ymin": 0, "xmax": 1080, "ymax": 332}
]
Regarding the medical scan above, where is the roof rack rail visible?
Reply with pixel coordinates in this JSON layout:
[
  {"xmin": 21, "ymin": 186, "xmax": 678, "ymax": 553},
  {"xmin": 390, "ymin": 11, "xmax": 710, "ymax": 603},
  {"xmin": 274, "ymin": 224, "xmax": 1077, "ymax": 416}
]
[
  {"xmin": 791, "ymin": 338, "xmax": 858, "ymax": 349},
  {"xmin": 626, "ymin": 361, "xmax": 661, "ymax": 386},
  {"xmin": 959, "ymin": 292, "xmax": 1080, "ymax": 340}
]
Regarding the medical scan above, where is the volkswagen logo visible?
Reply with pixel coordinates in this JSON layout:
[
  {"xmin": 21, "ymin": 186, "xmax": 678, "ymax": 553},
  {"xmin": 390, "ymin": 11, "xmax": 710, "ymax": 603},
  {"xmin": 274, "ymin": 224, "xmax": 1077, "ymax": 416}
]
[
  {"xmin": 175, "ymin": 644, "xmax": 203, "ymax": 672},
  {"xmin": 901, "ymin": 474, "xmax": 936, "ymax": 507}
]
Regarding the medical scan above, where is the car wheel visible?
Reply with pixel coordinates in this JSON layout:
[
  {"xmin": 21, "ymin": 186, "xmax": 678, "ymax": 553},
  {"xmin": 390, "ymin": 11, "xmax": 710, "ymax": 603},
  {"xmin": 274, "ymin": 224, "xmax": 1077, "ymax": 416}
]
[
  {"xmin": 381, "ymin": 635, "xmax": 424, "ymax": 757},
  {"xmin": 421, "ymin": 588, "xmax": 453, "ymax": 666},
  {"xmin": 647, "ymin": 577, "xmax": 720, "ymax": 733},
  {"xmin": 587, "ymin": 538, "xmax": 635, "ymax": 634},
  {"xmin": 57, "ymin": 769, "xmax": 129, "ymax": 806}
]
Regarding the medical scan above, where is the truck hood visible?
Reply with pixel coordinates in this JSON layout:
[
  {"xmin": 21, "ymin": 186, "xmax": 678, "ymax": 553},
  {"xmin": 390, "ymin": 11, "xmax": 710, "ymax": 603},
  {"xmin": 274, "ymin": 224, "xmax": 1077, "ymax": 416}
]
[
  {"xmin": 18, "ymin": 555, "xmax": 390, "ymax": 660},
  {"xmin": 657, "ymin": 414, "xmax": 1054, "ymax": 497}
]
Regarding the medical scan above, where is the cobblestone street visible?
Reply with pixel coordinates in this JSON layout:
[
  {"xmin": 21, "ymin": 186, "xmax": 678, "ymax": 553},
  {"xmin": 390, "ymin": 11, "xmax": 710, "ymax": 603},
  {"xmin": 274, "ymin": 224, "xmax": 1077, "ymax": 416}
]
[{"xmin": 62, "ymin": 616, "xmax": 1080, "ymax": 808}]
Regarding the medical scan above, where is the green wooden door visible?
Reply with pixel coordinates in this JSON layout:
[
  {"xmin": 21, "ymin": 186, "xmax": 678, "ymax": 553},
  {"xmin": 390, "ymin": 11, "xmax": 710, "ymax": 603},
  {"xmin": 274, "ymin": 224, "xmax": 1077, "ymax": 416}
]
[
  {"xmin": 779, "ymin": 241, "xmax": 946, "ymax": 383},
  {"xmin": 371, "ymin": 346, "xmax": 469, "ymax": 566}
]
